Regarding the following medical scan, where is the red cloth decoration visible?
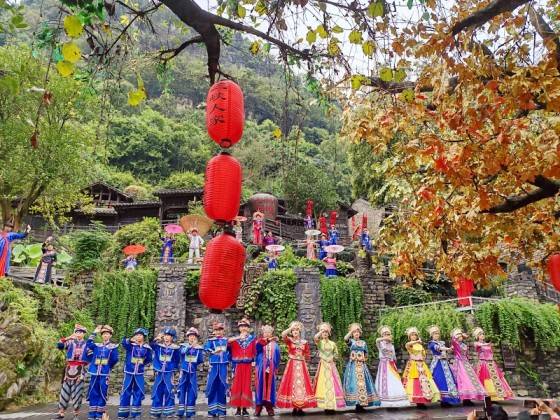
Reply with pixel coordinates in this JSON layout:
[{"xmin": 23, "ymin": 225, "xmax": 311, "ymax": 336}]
[
  {"xmin": 362, "ymin": 213, "xmax": 368, "ymax": 231},
  {"xmin": 456, "ymin": 277, "xmax": 474, "ymax": 307},
  {"xmin": 329, "ymin": 211, "xmax": 338, "ymax": 227},
  {"xmin": 203, "ymin": 152, "xmax": 242, "ymax": 222},
  {"xmin": 318, "ymin": 216, "xmax": 328, "ymax": 235},
  {"xmin": 199, "ymin": 232, "xmax": 246, "ymax": 311},
  {"xmin": 206, "ymin": 80, "xmax": 244, "ymax": 148},
  {"xmin": 306, "ymin": 200, "xmax": 314, "ymax": 217},
  {"xmin": 548, "ymin": 253, "xmax": 560, "ymax": 292}
]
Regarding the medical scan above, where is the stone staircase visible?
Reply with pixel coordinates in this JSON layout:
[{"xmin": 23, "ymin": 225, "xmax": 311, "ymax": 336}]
[{"xmin": 535, "ymin": 281, "xmax": 560, "ymax": 304}]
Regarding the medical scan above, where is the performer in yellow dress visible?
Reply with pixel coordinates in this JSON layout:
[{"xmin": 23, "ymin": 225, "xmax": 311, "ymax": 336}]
[
  {"xmin": 401, "ymin": 327, "xmax": 440, "ymax": 408},
  {"xmin": 313, "ymin": 323, "xmax": 345, "ymax": 412}
]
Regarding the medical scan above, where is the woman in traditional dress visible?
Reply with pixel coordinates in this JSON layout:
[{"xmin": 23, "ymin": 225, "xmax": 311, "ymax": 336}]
[
  {"xmin": 472, "ymin": 327, "xmax": 514, "ymax": 401},
  {"xmin": 277, "ymin": 321, "xmax": 316, "ymax": 415},
  {"xmin": 450, "ymin": 328, "xmax": 486, "ymax": 405},
  {"xmin": 313, "ymin": 322, "xmax": 345, "ymax": 412},
  {"xmin": 254, "ymin": 325, "xmax": 281, "ymax": 417},
  {"xmin": 323, "ymin": 253, "xmax": 337, "ymax": 278},
  {"xmin": 343, "ymin": 323, "xmax": 380, "ymax": 412},
  {"xmin": 252, "ymin": 211, "xmax": 264, "ymax": 246},
  {"xmin": 427, "ymin": 325, "xmax": 460, "ymax": 407},
  {"xmin": 305, "ymin": 232, "xmax": 316, "ymax": 260},
  {"xmin": 34, "ymin": 243, "xmax": 57, "ymax": 284},
  {"xmin": 401, "ymin": 327, "xmax": 440, "ymax": 407},
  {"xmin": 160, "ymin": 233, "xmax": 175, "ymax": 264},
  {"xmin": 318, "ymin": 234, "xmax": 329, "ymax": 261},
  {"xmin": 375, "ymin": 325, "xmax": 410, "ymax": 408},
  {"xmin": 234, "ymin": 221, "xmax": 243, "ymax": 242}
]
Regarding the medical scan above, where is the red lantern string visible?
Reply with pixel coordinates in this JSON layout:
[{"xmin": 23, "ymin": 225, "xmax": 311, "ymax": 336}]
[
  {"xmin": 203, "ymin": 152, "xmax": 242, "ymax": 223},
  {"xmin": 206, "ymin": 80, "xmax": 244, "ymax": 148}
]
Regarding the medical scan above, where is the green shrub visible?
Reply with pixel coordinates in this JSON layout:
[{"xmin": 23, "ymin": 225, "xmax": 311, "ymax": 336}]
[
  {"xmin": 391, "ymin": 285, "xmax": 433, "ymax": 306},
  {"xmin": 69, "ymin": 224, "xmax": 112, "ymax": 273},
  {"xmin": 185, "ymin": 269, "xmax": 200, "ymax": 298},
  {"xmin": 320, "ymin": 276, "xmax": 363, "ymax": 339}
]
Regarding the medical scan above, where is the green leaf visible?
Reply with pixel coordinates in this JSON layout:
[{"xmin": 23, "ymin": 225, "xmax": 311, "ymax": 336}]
[
  {"xmin": 26, "ymin": 243, "xmax": 44, "ymax": 260},
  {"xmin": 332, "ymin": 25, "xmax": 343, "ymax": 33},
  {"xmin": 368, "ymin": 1, "xmax": 384, "ymax": 17},
  {"xmin": 0, "ymin": 76, "xmax": 18, "ymax": 95},
  {"xmin": 348, "ymin": 30, "xmax": 363, "ymax": 44},
  {"xmin": 394, "ymin": 68, "xmax": 406, "ymax": 82},
  {"xmin": 362, "ymin": 40, "xmax": 375, "ymax": 57},
  {"xmin": 379, "ymin": 67, "xmax": 393, "ymax": 82},
  {"xmin": 316, "ymin": 24, "xmax": 328, "ymax": 39},
  {"xmin": 237, "ymin": 4, "xmax": 246, "ymax": 18},
  {"xmin": 407, "ymin": 0, "xmax": 414, "ymax": 9},
  {"xmin": 350, "ymin": 74, "xmax": 364, "ymax": 90},
  {"xmin": 400, "ymin": 88, "xmax": 415, "ymax": 102},
  {"xmin": 306, "ymin": 29, "xmax": 317, "ymax": 44}
]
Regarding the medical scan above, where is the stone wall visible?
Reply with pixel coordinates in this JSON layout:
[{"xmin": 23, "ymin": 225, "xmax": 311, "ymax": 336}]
[
  {"xmin": 504, "ymin": 264, "xmax": 540, "ymax": 301},
  {"xmin": 154, "ymin": 264, "xmax": 187, "ymax": 339}
]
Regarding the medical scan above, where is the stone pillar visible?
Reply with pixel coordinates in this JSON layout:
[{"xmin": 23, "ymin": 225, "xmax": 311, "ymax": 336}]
[
  {"xmin": 154, "ymin": 264, "xmax": 187, "ymax": 338},
  {"xmin": 505, "ymin": 264, "xmax": 540, "ymax": 301},
  {"xmin": 294, "ymin": 267, "xmax": 322, "ymax": 342}
]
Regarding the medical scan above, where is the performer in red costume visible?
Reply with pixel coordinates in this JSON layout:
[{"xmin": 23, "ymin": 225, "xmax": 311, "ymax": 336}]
[{"xmin": 228, "ymin": 318, "xmax": 256, "ymax": 416}]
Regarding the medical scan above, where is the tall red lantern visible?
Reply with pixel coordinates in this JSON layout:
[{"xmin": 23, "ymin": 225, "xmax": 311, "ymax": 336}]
[
  {"xmin": 329, "ymin": 211, "xmax": 338, "ymax": 227},
  {"xmin": 319, "ymin": 215, "xmax": 328, "ymax": 235},
  {"xmin": 203, "ymin": 152, "xmax": 242, "ymax": 222},
  {"xmin": 362, "ymin": 213, "xmax": 368, "ymax": 231},
  {"xmin": 548, "ymin": 253, "xmax": 560, "ymax": 292},
  {"xmin": 306, "ymin": 200, "xmax": 314, "ymax": 217},
  {"xmin": 199, "ymin": 232, "xmax": 246, "ymax": 312},
  {"xmin": 206, "ymin": 80, "xmax": 244, "ymax": 148}
]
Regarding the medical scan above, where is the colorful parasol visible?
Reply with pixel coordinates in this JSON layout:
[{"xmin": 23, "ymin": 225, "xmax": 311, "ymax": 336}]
[
  {"xmin": 179, "ymin": 214, "xmax": 214, "ymax": 237},
  {"xmin": 305, "ymin": 229, "xmax": 321, "ymax": 237},
  {"xmin": 164, "ymin": 224, "xmax": 184, "ymax": 234},
  {"xmin": 265, "ymin": 244, "xmax": 285, "ymax": 252},
  {"xmin": 234, "ymin": 216, "xmax": 248, "ymax": 222},
  {"xmin": 123, "ymin": 244, "xmax": 146, "ymax": 256},
  {"xmin": 325, "ymin": 244, "xmax": 344, "ymax": 254}
]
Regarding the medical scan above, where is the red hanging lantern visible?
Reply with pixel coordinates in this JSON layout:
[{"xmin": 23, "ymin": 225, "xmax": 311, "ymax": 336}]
[
  {"xmin": 199, "ymin": 232, "xmax": 246, "ymax": 312},
  {"xmin": 362, "ymin": 213, "xmax": 368, "ymax": 231},
  {"xmin": 306, "ymin": 200, "xmax": 314, "ymax": 217},
  {"xmin": 329, "ymin": 211, "xmax": 338, "ymax": 227},
  {"xmin": 548, "ymin": 253, "xmax": 560, "ymax": 292},
  {"xmin": 319, "ymin": 215, "xmax": 328, "ymax": 235},
  {"xmin": 456, "ymin": 277, "xmax": 474, "ymax": 307},
  {"xmin": 206, "ymin": 80, "xmax": 244, "ymax": 148},
  {"xmin": 204, "ymin": 152, "xmax": 242, "ymax": 222}
]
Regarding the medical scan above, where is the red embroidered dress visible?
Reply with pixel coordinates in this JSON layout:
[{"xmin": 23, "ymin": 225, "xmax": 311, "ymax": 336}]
[
  {"xmin": 229, "ymin": 335, "xmax": 256, "ymax": 408},
  {"xmin": 276, "ymin": 337, "xmax": 317, "ymax": 409}
]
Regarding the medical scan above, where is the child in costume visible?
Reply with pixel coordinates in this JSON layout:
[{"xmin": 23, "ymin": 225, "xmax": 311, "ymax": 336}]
[
  {"xmin": 205, "ymin": 322, "xmax": 230, "ymax": 418},
  {"xmin": 264, "ymin": 250, "xmax": 278, "ymax": 271},
  {"xmin": 228, "ymin": 318, "xmax": 256, "ymax": 416},
  {"xmin": 450, "ymin": 328, "xmax": 486, "ymax": 405},
  {"xmin": 262, "ymin": 231, "xmax": 276, "ymax": 248},
  {"xmin": 118, "ymin": 328, "xmax": 153, "ymax": 419},
  {"xmin": 402, "ymin": 327, "xmax": 440, "ymax": 407},
  {"xmin": 323, "ymin": 252, "xmax": 337, "ymax": 278},
  {"xmin": 234, "ymin": 221, "xmax": 243, "ymax": 242},
  {"xmin": 177, "ymin": 327, "xmax": 205, "ymax": 418},
  {"xmin": 123, "ymin": 255, "xmax": 138, "ymax": 271},
  {"xmin": 84, "ymin": 325, "xmax": 119, "ymax": 420},
  {"xmin": 343, "ymin": 323, "xmax": 380, "ymax": 411},
  {"xmin": 53, "ymin": 324, "xmax": 89, "ymax": 420},
  {"xmin": 188, "ymin": 228, "xmax": 204, "ymax": 264},
  {"xmin": 313, "ymin": 322, "xmax": 345, "ymax": 412},
  {"xmin": 277, "ymin": 321, "xmax": 317, "ymax": 415},
  {"xmin": 160, "ymin": 234, "xmax": 175, "ymax": 264},
  {"xmin": 304, "ymin": 214, "xmax": 315, "ymax": 230},
  {"xmin": 151, "ymin": 328, "xmax": 181, "ymax": 418},
  {"xmin": 34, "ymin": 242, "xmax": 57, "ymax": 284},
  {"xmin": 254, "ymin": 325, "xmax": 281, "ymax": 417},
  {"xmin": 360, "ymin": 228, "xmax": 372, "ymax": 252},
  {"xmin": 427, "ymin": 325, "xmax": 460, "ymax": 407},
  {"xmin": 472, "ymin": 327, "xmax": 514, "ymax": 401},
  {"xmin": 0, "ymin": 222, "xmax": 30, "ymax": 277},
  {"xmin": 375, "ymin": 325, "xmax": 410, "ymax": 408},
  {"xmin": 328, "ymin": 224, "xmax": 339, "ymax": 245}
]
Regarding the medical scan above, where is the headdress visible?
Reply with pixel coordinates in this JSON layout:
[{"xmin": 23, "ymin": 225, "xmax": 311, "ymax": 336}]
[
  {"xmin": 317, "ymin": 322, "xmax": 332, "ymax": 335},
  {"xmin": 74, "ymin": 324, "xmax": 87, "ymax": 334},
  {"xmin": 162, "ymin": 327, "xmax": 177, "ymax": 339},
  {"xmin": 100, "ymin": 325, "xmax": 114, "ymax": 335},
  {"xmin": 405, "ymin": 327, "xmax": 419, "ymax": 339},
  {"xmin": 237, "ymin": 317, "xmax": 251, "ymax": 328},
  {"xmin": 190, "ymin": 227, "xmax": 199, "ymax": 233},
  {"xmin": 427, "ymin": 325, "xmax": 440, "ymax": 337},
  {"xmin": 261, "ymin": 325, "xmax": 274, "ymax": 334},
  {"xmin": 253, "ymin": 211, "xmax": 264, "ymax": 219},
  {"xmin": 472, "ymin": 327, "xmax": 484, "ymax": 339},
  {"xmin": 212, "ymin": 322, "xmax": 225, "ymax": 330},
  {"xmin": 450, "ymin": 328, "xmax": 463, "ymax": 339},
  {"xmin": 289, "ymin": 321, "xmax": 304, "ymax": 333},
  {"xmin": 186, "ymin": 327, "xmax": 200, "ymax": 337},
  {"xmin": 377, "ymin": 325, "xmax": 391, "ymax": 336},
  {"xmin": 348, "ymin": 323, "xmax": 362, "ymax": 335},
  {"xmin": 133, "ymin": 327, "xmax": 149, "ymax": 337}
]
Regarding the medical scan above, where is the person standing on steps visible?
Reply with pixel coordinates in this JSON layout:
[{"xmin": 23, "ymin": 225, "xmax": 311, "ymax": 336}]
[
  {"xmin": 228, "ymin": 318, "xmax": 256, "ymax": 417},
  {"xmin": 205, "ymin": 322, "xmax": 230, "ymax": 418}
]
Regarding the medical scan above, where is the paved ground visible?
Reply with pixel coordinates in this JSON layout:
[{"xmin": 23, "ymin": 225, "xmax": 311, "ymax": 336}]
[{"xmin": 0, "ymin": 399, "xmax": 526, "ymax": 420}]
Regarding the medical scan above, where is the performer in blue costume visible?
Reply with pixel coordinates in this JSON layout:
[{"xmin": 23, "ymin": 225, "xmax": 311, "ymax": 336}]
[
  {"xmin": 360, "ymin": 228, "xmax": 373, "ymax": 252},
  {"xmin": 254, "ymin": 325, "xmax": 281, "ymax": 417},
  {"xmin": 204, "ymin": 322, "xmax": 230, "ymax": 418},
  {"xmin": 150, "ymin": 328, "xmax": 181, "ymax": 418},
  {"xmin": 264, "ymin": 251, "xmax": 278, "ymax": 271},
  {"xmin": 83, "ymin": 325, "xmax": 119, "ymax": 420},
  {"xmin": 160, "ymin": 234, "xmax": 175, "ymax": 264},
  {"xmin": 0, "ymin": 222, "xmax": 30, "ymax": 277},
  {"xmin": 118, "ymin": 328, "xmax": 153, "ymax": 419},
  {"xmin": 318, "ymin": 234, "xmax": 329, "ymax": 261},
  {"xmin": 328, "ymin": 225, "xmax": 339, "ymax": 245},
  {"xmin": 427, "ymin": 325, "xmax": 461, "ymax": 407},
  {"xmin": 177, "ymin": 327, "xmax": 204, "ymax": 418}
]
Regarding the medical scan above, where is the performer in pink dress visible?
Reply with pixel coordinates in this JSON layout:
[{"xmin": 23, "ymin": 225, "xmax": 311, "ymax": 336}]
[
  {"xmin": 472, "ymin": 328, "xmax": 514, "ymax": 401},
  {"xmin": 252, "ymin": 211, "xmax": 264, "ymax": 247},
  {"xmin": 450, "ymin": 328, "xmax": 486, "ymax": 405}
]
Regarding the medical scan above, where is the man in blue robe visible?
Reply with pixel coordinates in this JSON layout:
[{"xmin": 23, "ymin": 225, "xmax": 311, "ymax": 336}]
[
  {"xmin": 360, "ymin": 228, "xmax": 373, "ymax": 252},
  {"xmin": 0, "ymin": 222, "xmax": 30, "ymax": 277},
  {"xmin": 177, "ymin": 327, "xmax": 204, "ymax": 418},
  {"xmin": 118, "ymin": 328, "xmax": 153, "ymax": 419},
  {"xmin": 204, "ymin": 322, "xmax": 230, "ymax": 418},
  {"xmin": 328, "ymin": 224, "xmax": 339, "ymax": 245},
  {"xmin": 150, "ymin": 327, "xmax": 181, "ymax": 418}
]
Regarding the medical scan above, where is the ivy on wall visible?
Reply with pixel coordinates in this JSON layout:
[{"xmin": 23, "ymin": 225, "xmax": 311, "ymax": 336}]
[
  {"xmin": 243, "ymin": 269, "xmax": 298, "ymax": 332},
  {"xmin": 320, "ymin": 276, "xmax": 363, "ymax": 339},
  {"xmin": 185, "ymin": 269, "xmax": 200, "ymax": 298},
  {"xmin": 89, "ymin": 268, "xmax": 157, "ymax": 339},
  {"xmin": 391, "ymin": 285, "xmax": 433, "ymax": 306},
  {"xmin": 475, "ymin": 298, "xmax": 560, "ymax": 351}
]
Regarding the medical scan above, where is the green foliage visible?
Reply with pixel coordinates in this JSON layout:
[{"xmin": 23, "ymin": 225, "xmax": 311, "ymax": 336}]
[
  {"xmin": 474, "ymin": 298, "xmax": 560, "ymax": 351},
  {"xmin": 185, "ymin": 269, "xmax": 200, "ymax": 298},
  {"xmin": 69, "ymin": 224, "xmax": 112, "ymax": 273},
  {"xmin": 107, "ymin": 218, "xmax": 164, "ymax": 266},
  {"xmin": 243, "ymin": 269, "xmax": 298, "ymax": 332},
  {"xmin": 320, "ymin": 276, "xmax": 363, "ymax": 339},
  {"xmin": 90, "ymin": 268, "xmax": 157, "ymax": 339},
  {"xmin": 160, "ymin": 171, "xmax": 204, "ymax": 189},
  {"xmin": 276, "ymin": 245, "xmax": 316, "ymax": 269},
  {"xmin": 391, "ymin": 285, "xmax": 433, "ymax": 306},
  {"xmin": 378, "ymin": 304, "xmax": 468, "ymax": 349},
  {"xmin": 12, "ymin": 242, "xmax": 72, "ymax": 268}
]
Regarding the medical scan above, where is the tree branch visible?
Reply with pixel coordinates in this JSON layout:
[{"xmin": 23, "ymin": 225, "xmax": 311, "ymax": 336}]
[
  {"xmin": 451, "ymin": 0, "xmax": 531, "ymax": 36},
  {"xmin": 482, "ymin": 176, "xmax": 560, "ymax": 214},
  {"xmin": 528, "ymin": 6, "xmax": 560, "ymax": 68},
  {"xmin": 158, "ymin": 35, "xmax": 204, "ymax": 62}
]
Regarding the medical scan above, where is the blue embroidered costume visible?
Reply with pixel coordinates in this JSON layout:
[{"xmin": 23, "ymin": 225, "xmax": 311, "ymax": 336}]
[
  {"xmin": 150, "ymin": 329, "xmax": 181, "ymax": 418},
  {"xmin": 0, "ymin": 229, "xmax": 27, "ymax": 276},
  {"xmin": 204, "ymin": 333, "xmax": 230, "ymax": 417},
  {"xmin": 160, "ymin": 238, "xmax": 175, "ymax": 264},
  {"xmin": 318, "ymin": 238, "xmax": 330, "ymax": 261},
  {"xmin": 360, "ymin": 231, "xmax": 372, "ymax": 251},
  {"xmin": 428, "ymin": 339, "xmax": 460, "ymax": 405},
  {"xmin": 118, "ymin": 329, "xmax": 153, "ymax": 419},
  {"xmin": 328, "ymin": 227, "xmax": 339, "ymax": 245},
  {"xmin": 177, "ymin": 338, "xmax": 204, "ymax": 418},
  {"xmin": 254, "ymin": 336, "xmax": 281, "ymax": 415}
]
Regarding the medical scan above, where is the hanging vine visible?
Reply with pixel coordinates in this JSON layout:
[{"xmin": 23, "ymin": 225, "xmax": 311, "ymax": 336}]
[{"xmin": 320, "ymin": 276, "xmax": 363, "ymax": 340}]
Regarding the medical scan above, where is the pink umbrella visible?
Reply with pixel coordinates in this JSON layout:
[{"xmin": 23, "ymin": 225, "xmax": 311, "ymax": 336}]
[
  {"xmin": 165, "ymin": 224, "xmax": 184, "ymax": 234},
  {"xmin": 325, "ymin": 244, "xmax": 344, "ymax": 254}
]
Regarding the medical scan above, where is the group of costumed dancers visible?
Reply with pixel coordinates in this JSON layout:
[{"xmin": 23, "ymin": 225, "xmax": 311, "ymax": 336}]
[{"xmin": 53, "ymin": 318, "xmax": 512, "ymax": 420}]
